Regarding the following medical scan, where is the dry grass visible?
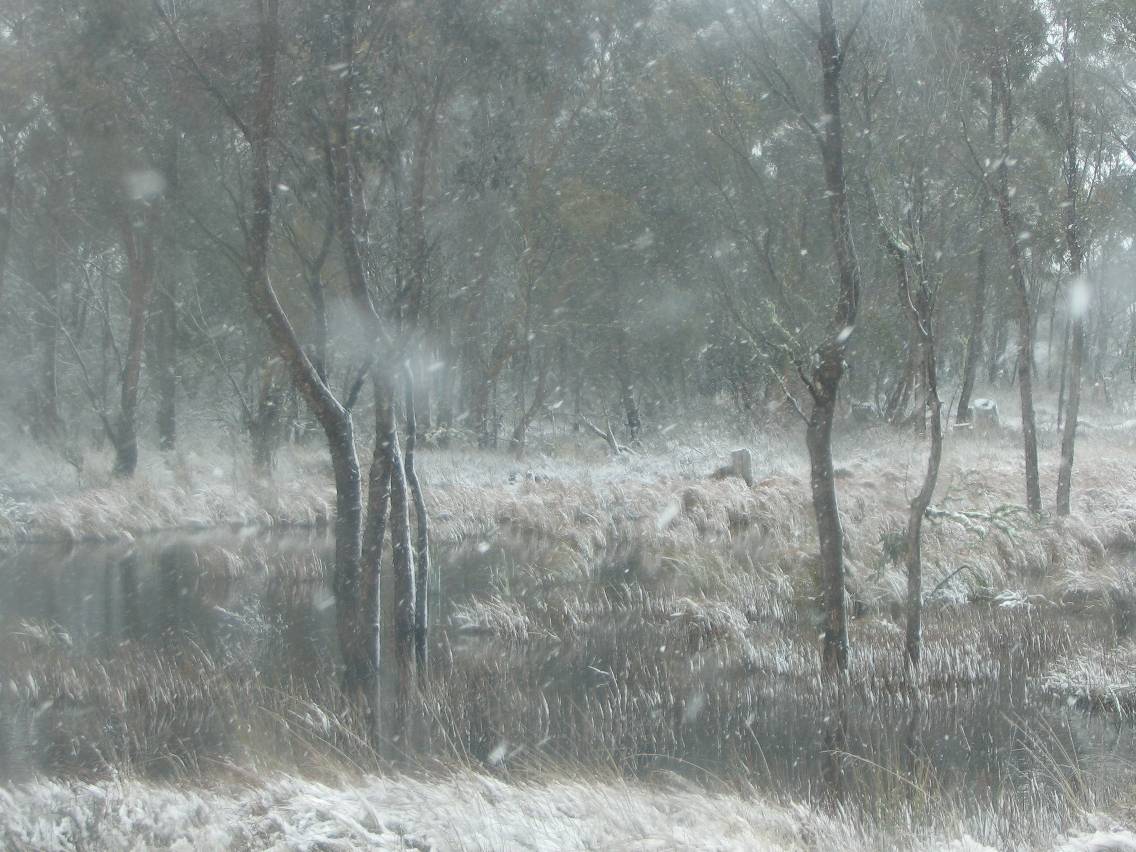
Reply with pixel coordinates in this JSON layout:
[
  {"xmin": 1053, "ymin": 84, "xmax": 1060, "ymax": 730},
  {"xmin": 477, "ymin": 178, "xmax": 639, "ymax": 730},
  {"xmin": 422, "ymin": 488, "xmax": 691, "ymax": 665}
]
[
  {"xmin": 1044, "ymin": 640, "xmax": 1136, "ymax": 715},
  {"xmin": 3, "ymin": 418, "xmax": 1136, "ymax": 848},
  {"xmin": 2, "ymin": 765, "xmax": 1135, "ymax": 851},
  {"xmin": 5, "ymin": 423, "xmax": 1136, "ymax": 625}
]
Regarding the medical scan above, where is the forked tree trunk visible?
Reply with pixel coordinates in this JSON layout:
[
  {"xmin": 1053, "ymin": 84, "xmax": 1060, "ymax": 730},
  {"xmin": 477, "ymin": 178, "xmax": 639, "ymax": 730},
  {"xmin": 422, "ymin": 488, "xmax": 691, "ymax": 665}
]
[
  {"xmin": 897, "ymin": 253, "xmax": 942, "ymax": 670},
  {"xmin": 242, "ymin": 0, "xmax": 371, "ymax": 700},
  {"xmin": 868, "ymin": 186, "xmax": 942, "ymax": 669},
  {"xmin": 373, "ymin": 376, "xmax": 417, "ymax": 747},
  {"xmin": 329, "ymin": 0, "xmax": 420, "ymax": 737},
  {"xmin": 181, "ymin": 0, "xmax": 381, "ymax": 707}
]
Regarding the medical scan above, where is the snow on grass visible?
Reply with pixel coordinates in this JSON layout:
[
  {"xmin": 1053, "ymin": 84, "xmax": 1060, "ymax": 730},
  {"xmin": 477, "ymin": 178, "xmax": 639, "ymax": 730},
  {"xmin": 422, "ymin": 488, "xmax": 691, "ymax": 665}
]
[
  {"xmin": 3, "ymin": 770, "xmax": 1132, "ymax": 851},
  {"xmin": 1043, "ymin": 641, "xmax": 1136, "ymax": 715},
  {"xmin": 0, "ymin": 772, "xmax": 820, "ymax": 851},
  {"xmin": 1057, "ymin": 829, "xmax": 1136, "ymax": 852},
  {"xmin": 5, "ymin": 424, "xmax": 1136, "ymax": 615}
]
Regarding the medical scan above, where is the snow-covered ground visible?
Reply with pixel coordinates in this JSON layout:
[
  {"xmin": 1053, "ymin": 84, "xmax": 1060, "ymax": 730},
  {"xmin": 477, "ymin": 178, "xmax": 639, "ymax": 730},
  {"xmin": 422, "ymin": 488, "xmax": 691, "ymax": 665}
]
[{"xmin": 2, "ymin": 770, "xmax": 1134, "ymax": 851}]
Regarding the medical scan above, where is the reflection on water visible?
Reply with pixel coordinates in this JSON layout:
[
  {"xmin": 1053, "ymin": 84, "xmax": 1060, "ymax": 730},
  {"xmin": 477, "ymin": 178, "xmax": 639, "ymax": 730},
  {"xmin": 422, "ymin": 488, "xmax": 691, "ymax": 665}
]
[{"xmin": 0, "ymin": 531, "xmax": 1130, "ymax": 812}]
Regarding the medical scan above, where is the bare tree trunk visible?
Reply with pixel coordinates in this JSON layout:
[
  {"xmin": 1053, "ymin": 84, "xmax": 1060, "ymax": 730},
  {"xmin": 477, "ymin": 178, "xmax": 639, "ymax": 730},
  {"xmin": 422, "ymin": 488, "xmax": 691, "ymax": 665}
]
[
  {"xmin": 307, "ymin": 247, "xmax": 332, "ymax": 386},
  {"xmin": 957, "ymin": 82, "xmax": 998, "ymax": 424},
  {"xmin": 112, "ymin": 208, "xmax": 157, "ymax": 477},
  {"xmin": 358, "ymin": 391, "xmax": 392, "ymax": 731},
  {"xmin": 244, "ymin": 0, "xmax": 369, "ymax": 699},
  {"xmin": 611, "ymin": 271, "xmax": 641, "ymax": 441},
  {"xmin": 155, "ymin": 282, "xmax": 178, "ymax": 451},
  {"xmin": 473, "ymin": 335, "xmax": 515, "ymax": 448},
  {"xmin": 884, "ymin": 341, "xmax": 915, "ymax": 423},
  {"xmin": 992, "ymin": 67, "xmax": 1041, "ymax": 513},
  {"xmin": 32, "ymin": 221, "xmax": 62, "ymax": 437},
  {"xmin": 377, "ymin": 378, "xmax": 416, "ymax": 748},
  {"xmin": 436, "ymin": 322, "xmax": 456, "ymax": 443},
  {"xmin": 616, "ymin": 334, "xmax": 641, "ymax": 442},
  {"xmin": 249, "ymin": 366, "xmax": 285, "ymax": 472},
  {"xmin": 328, "ymin": 0, "xmax": 419, "ymax": 735},
  {"xmin": 957, "ymin": 198, "xmax": 989, "ymax": 423},
  {"xmin": 1056, "ymin": 16, "xmax": 1085, "ymax": 518},
  {"xmin": 807, "ymin": 394, "xmax": 846, "ymax": 671},
  {"xmin": 402, "ymin": 98, "xmax": 440, "ymax": 330},
  {"xmin": 866, "ymin": 177, "xmax": 942, "ymax": 669},
  {"xmin": 987, "ymin": 312, "xmax": 1005, "ymax": 385},
  {"xmin": 898, "ymin": 253, "xmax": 942, "ymax": 670},
  {"xmin": 403, "ymin": 368, "xmax": 430, "ymax": 674},
  {"xmin": 0, "ymin": 148, "xmax": 14, "ymax": 304},
  {"xmin": 1057, "ymin": 317, "xmax": 1070, "ymax": 429},
  {"xmin": 169, "ymin": 0, "xmax": 378, "ymax": 704},
  {"xmin": 807, "ymin": 0, "xmax": 861, "ymax": 676},
  {"xmin": 509, "ymin": 356, "xmax": 548, "ymax": 456}
]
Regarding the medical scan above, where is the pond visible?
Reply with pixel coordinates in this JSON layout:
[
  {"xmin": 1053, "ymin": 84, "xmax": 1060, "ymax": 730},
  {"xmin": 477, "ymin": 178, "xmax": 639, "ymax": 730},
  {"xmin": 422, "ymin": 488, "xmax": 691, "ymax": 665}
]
[{"xmin": 0, "ymin": 530, "xmax": 1131, "ymax": 818}]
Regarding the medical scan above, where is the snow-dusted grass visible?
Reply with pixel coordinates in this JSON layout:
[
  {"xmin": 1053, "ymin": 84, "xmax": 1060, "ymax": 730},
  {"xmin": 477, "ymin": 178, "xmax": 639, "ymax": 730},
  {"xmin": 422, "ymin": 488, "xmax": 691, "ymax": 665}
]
[
  {"xmin": 4, "ymin": 420, "xmax": 1136, "ymax": 849},
  {"xmin": 2, "ymin": 422, "xmax": 1136, "ymax": 574},
  {"xmin": 0, "ymin": 772, "xmax": 813, "ymax": 851},
  {"xmin": 2, "ymin": 769, "xmax": 1135, "ymax": 852},
  {"xmin": 7, "ymin": 421, "xmax": 1136, "ymax": 603},
  {"xmin": 1044, "ymin": 640, "xmax": 1136, "ymax": 715},
  {"xmin": 0, "ymin": 439, "xmax": 336, "ymax": 543}
]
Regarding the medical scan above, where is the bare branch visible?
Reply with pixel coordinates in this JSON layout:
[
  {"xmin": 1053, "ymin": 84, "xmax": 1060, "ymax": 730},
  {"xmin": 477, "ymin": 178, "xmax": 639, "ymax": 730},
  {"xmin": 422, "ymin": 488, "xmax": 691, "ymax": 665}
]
[
  {"xmin": 837, "ymin": 0, "xmax": 872, "ymax": 72},
  {"xmin": 770, "ymin": 365, "xmax": 809, "ymax": 424},
  {"xmin": 151, "ymin": 0, "xmax": 252, "ymax": 142}
]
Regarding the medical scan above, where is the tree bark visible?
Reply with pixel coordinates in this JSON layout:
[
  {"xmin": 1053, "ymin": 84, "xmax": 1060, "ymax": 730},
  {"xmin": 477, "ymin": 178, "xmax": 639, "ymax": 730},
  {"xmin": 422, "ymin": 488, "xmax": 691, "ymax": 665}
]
[
  {"xmin": 1056, "ymin": 16, "xmax": 1085, "ymax": 517},
  {"xmin": 509, "ymin": 356, "xmax": 549, "ymax": 456},
  {"xmin": 179, "ymin": 0, "xmax": 380, "ymax": 705},
  {"xmin": 32, "ymin": 214, "xmax": 62, "ymax": 437},
  {"xmin": 896, "ymin": 247, "xmax": 941, "ymax": 670},
  {"xmin": 403, "ymin": 367, "xmax": 430, "ymax": 674},
  {"xmin": 957, "ymin": 81, "xmax": 997, "ymax": 424},
  {"xmin": 616, "ymin": 330, "xmax": 641, "ymax": 442},
  {"xmin": 112, "ymin": 207, "xmax": 157, "ymax": 477},
  {"xmin": 249, "ymin": 365, "xmax": 285, "ymax": 472},
  {"xmin": 242, "ymin": 0, "xmax": 371, "ymax": 699},
  {"xmin": 991, "ymin": 67, "xmax": 1041, "ymax": 513},
  {"xmin": 328, "ymin": 0, "xmax": 419, "ymax": 737},
  {"xmin": 155, "ymin": 283, "xmax": 178, "ymax": 451},
  {"xmin": 361, "ymin": 396, "xmax": 393, "ymax": 674},
  {"xmin": 377, "ymin": 378, "xmax": 417, "ymax": 748},
  {"xmin": 0, "ymin": 149, "xmax": 14, "ymax": 305},
  {"xmin": 808, "ymin": 0, "xmax": 861, "ymax": 676}
]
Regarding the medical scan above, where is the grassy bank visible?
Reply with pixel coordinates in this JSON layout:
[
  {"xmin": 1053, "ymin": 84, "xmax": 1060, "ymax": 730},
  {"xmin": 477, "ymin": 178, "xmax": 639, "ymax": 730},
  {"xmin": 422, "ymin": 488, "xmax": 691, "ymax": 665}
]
[
  {"xmin": 3, "ymin": 421, "xmax": 1136, "ymax": 849},
  {"xmin": 4, "ymin": 424, "xmax": 1136, "ymax": 587}
]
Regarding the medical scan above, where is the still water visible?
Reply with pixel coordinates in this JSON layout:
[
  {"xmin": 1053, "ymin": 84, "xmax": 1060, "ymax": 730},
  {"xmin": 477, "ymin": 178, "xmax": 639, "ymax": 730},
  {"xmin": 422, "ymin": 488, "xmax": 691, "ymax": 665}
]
[{"xmin": 0, "ymin": 530, "xmax": 1131, "ymax": 809}]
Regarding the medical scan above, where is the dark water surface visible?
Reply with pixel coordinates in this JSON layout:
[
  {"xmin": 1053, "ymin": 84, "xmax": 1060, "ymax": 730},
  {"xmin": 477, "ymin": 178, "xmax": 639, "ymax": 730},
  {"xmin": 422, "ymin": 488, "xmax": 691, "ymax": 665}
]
[{"xmin": 0, "ymin": 531, "xmax": 1131, "ymax": 811}]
